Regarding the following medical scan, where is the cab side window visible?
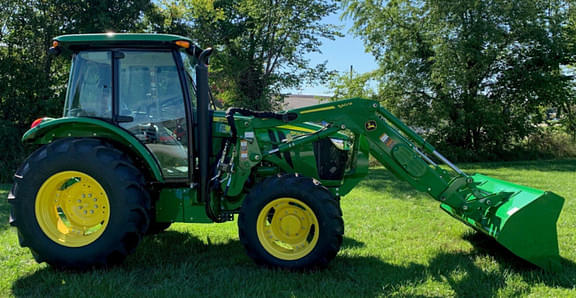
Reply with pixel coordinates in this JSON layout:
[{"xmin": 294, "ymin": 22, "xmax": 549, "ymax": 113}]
[{"xmin": 118, "ymin": 51, "xmax": 189, "ymax": 178}]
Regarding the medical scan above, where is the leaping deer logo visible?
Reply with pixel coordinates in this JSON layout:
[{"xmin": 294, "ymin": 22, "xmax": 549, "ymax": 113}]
[{"xmin": 365, "ymin": 120, "xmax": 377, "ymax": 131}]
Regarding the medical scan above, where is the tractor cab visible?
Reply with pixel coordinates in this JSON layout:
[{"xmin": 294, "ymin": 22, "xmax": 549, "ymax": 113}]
[{"xmin": 54, "ymin": 34, "xmax": 202, "ymax": 179}]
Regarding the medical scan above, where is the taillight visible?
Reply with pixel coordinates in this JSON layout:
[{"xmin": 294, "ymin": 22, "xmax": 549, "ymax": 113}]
[{"xmin": 30, "ymin": 118, "xmax": 46, "ymax": 129}]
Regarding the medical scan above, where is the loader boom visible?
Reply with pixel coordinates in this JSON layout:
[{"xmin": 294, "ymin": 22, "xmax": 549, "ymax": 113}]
[
  {"xmin": 229, "ymin": 98, "xmax": 564, "ymax": 270},
  {"xmin": 246, "ymin": 98, "xmax": 478, "ymax": 206}
]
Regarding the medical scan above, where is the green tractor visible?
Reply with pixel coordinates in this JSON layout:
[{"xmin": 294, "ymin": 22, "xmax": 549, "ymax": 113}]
[{"xmin": 8, "ymin": 33, "xmax": 565, "ymax": 270}]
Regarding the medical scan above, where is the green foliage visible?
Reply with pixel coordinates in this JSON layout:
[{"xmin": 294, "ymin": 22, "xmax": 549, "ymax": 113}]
[
  {"xmin": 328, "ymin": 69, "xmax": 377, "ymax": 100},
  {"xmin": 342, "ymin": 0, "xmax": 576, "ymax": 161},
  {"xmin": 524, "ymin": 127, "xmax": 576, "ymax": 159},
  {"xmin": 149, "ymin": 0, "xmax": 341, "ymax": 110},
  {"xmin": 560, "ymin": 6, "xmax": 576, "ymax": 141},
  {"xmin": 557, "ymin": 68, "xmax": 576, "ymax": 141}
]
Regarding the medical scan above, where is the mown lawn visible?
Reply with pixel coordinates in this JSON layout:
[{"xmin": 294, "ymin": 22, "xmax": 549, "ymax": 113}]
[{"xmin": 1, "ymin": 160, "xmax": 575, "ymax": 297}]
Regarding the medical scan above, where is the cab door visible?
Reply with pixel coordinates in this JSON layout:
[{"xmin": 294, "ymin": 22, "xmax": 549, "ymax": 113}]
[{"xmin": 115, "ymin": 50, "xmax": 190, "ymax": 179}]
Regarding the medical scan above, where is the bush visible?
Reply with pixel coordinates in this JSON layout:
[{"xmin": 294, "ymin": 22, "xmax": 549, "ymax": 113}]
[
  {"xmin": 368, "ymin": 128, "xmax": 576, "ymax": 168},
  {"xmin": 0, "ymin": 120, "xmax": 35, "ymax": 182},
  {"xmin": 524, "ymin": 129, "xmax": 576, "ymax": 159}
]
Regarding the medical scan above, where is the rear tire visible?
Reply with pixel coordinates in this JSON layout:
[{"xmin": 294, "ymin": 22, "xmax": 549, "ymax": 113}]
[
  {"xmin": 8, "ymin": 138, "xmax": 150, "ymax": 269},
  {"xmin": 238, "ymin": 174, "xmax": 343, "ymax": 270}
]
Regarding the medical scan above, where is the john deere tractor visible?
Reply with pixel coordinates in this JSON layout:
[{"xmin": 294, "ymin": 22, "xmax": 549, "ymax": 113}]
[{"xmin": 8, "ymin": 33, "xmax": 565, "ymax": 271}]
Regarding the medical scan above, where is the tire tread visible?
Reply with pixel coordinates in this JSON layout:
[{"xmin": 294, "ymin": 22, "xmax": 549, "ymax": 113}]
[
  {"xmin": 238, "ymin": 174, "xmax": 343, "ymax": 270},
  {"xmin": 8, "ymin": 138, "xmax": 150, "ymax": 269}
]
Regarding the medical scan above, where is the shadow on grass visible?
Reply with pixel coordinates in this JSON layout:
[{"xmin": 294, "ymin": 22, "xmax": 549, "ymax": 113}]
[
  {"xmin": 461, "ymin": 231, "xmax": 576, "ymax": 289},
  {"xmin": 341, "ymin": 236, "xmax": 365, "ymax": 249},
  {"xmin": 11, "ymin": 230, "xmax": 576, "ymax": 297}
]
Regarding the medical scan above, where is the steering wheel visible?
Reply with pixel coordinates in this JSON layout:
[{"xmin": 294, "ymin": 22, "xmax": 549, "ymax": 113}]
[
  {"xmin": 159, "ymin": 96, "xmax": 182, "ymax": 109},
  {"xmin": 142, "ymin": 96, "xmax": 182, "ymax": 118}
]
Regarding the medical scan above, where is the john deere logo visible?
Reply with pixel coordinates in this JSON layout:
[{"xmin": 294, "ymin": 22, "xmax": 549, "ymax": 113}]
[{"xmin": 365, "ymin": 120, "xmax": 377, "ymax": 131}]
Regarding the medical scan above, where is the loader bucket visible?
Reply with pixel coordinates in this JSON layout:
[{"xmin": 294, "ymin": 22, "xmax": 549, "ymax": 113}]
[{"xmin": 440, "ymin": 174, "xmax": 564, "ymax": 271}]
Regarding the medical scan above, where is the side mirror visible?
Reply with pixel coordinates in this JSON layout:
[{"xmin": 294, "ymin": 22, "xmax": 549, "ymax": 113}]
[{"xmin": 47, "ymin": 46, "xmax": 61, "ymax": 56}]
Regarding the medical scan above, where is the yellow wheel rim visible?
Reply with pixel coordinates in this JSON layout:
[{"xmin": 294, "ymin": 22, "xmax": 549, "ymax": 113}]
[
  {"xmin": 256, "ymin": 197, "xmax": 319, "ymax": 260},
  {"xmin": 35, "ymin": 171, "xmax": 110, "ymax": 247}
]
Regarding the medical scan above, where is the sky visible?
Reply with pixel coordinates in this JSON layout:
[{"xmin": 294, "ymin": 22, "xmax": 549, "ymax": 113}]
[{"xmin": 284, "ymin": 10, "xmax": 378, "ymax": 96}]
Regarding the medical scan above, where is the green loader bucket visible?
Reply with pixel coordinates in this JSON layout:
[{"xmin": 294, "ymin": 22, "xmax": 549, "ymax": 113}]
[{"xmin": 440, "ymin": 174, "xmax": 564, "ymax": 271}]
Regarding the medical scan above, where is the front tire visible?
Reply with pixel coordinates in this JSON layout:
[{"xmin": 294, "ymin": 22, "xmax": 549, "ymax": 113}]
[
  {"xmin": 238, "ymin": 174, "xmax": 343, "ymax": 270},
  {"xmin": 8, "ymin": 138, "xmax": 151, "ymax": 269}
]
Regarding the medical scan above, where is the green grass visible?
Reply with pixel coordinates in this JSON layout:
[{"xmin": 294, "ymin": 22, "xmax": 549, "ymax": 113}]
[{"xmin": 1, "ymin": 160, "xmax": 575, "ymax": 297}]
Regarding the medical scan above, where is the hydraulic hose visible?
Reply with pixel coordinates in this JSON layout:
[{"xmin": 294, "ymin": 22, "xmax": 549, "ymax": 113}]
[{"xmin": 225, "ymin": 107, "xmax": 297, "ymax": 142}]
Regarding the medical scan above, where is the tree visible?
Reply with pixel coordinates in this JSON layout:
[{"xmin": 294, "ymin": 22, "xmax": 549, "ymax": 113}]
[
  {"xmin": 328, "ymin": 68, "xmax": 377, "ymax": 100},
  {"xmin": 343, "ymin": 0, "xmax": 576, "ymax": 160},
  {"xmin": 562, "ymin": 3, "xmax": 576, "ymax": 141},
  {"xmin": 149, "ymin": 0, "xmax": 341, "ymax": 110}
]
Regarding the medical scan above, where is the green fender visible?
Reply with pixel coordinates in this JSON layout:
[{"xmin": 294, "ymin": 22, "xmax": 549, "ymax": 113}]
[{"xmin": 22, "ymin": 117, "xmax": 164, "ymax": 182}]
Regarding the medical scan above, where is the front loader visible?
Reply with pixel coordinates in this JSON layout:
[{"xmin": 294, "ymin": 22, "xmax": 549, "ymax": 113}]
[{"xmin": 8, "ymin": 33, "xmax": 565, "ymax": 271}]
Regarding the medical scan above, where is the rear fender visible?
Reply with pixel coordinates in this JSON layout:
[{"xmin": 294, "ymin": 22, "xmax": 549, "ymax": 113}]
[{"xmin": 22, "ymin": 117, "xmax": 164, "ymax": 182}]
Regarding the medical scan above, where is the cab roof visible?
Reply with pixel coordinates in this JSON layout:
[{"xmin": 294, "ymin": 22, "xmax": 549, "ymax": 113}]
[{"xmin": 53, "ymin": 33, "xmax": 196, "ymax": 51}]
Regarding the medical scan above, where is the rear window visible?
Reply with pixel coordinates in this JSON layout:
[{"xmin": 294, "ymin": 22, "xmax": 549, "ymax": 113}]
[{"xmin": 64, "ymin": 51, "xmax": 112, "ymax": 118}]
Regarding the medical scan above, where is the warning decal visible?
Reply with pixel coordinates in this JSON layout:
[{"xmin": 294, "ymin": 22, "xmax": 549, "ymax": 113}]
[{"xmin": 380, "ymin": 133, "xmax": 396, "ymax": 148}]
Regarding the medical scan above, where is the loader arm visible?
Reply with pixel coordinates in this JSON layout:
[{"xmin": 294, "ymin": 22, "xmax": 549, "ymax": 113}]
[
  {"xmin": 237, "ymin": 98, "xmax": 564, "ymax": 271},
  {"xmin": 252, "ymin": 98, "xmax": 466, "ymax": 204}
]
